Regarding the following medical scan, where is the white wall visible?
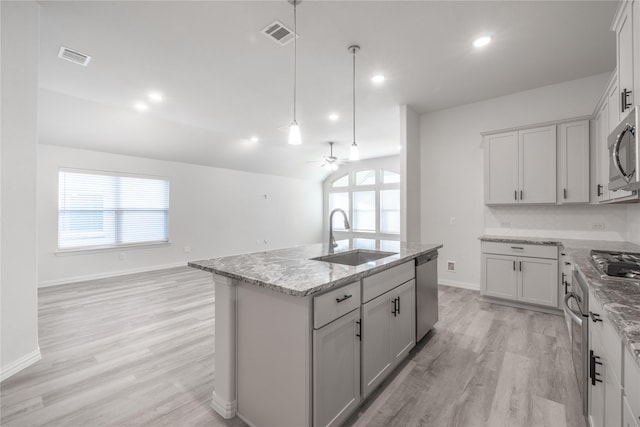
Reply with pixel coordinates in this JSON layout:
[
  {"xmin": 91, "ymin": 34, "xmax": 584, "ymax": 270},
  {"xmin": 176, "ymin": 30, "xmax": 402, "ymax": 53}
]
[
  {"xmin": 628, "ymin": 205, "xmax": 640, "ymax": 244},
  {"xmin": 420, "ymin": 72, "xmax": 630, "ymax": 289},
  {"xmin": 1, "ymin": 1, "xmax": 41, "ymax": 380},
  {"xmin": 399, "ymin": 105, "xmax": 421, "ymax": 242},
  {"xmin": 38, "ymin": 145, "xmax": 323, "ymax": 286}
]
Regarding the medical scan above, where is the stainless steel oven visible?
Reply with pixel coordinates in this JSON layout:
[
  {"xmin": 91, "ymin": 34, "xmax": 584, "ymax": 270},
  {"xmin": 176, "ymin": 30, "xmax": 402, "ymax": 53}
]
[
  {"xmin": 609, "ymin": 106, "xmax": 639, "ymax": 191},
  {"xmin": 563, "ymin": 270, "xmax": 589, "ymax": 418}
]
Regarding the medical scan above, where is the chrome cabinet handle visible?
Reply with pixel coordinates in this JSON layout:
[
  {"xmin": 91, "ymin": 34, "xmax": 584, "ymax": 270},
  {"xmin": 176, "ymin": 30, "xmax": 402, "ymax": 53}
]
[
  {"xmin": 563, "ymin": 188, "xmax": 568, "ymax": 199},
  {"xmin": 356, "ymin": 319, "xmax": 361, "ymax": 341},
  {"xmin": 511, "ymin": 246, "xmax": 524, "ymax": 250},
  {"xmin": 589, "ymin": 311, "xmax": 603, "ymax": 323},
  {"xmin": 336, "ymin": 294, "xmax": 352, "ymax": 303},
  {"xmin": 513, "ymin": 260, "xmax": 516, "ymax": 271},
  {"xmin": 514, "ymin": 190, "xmax": 517, "ymax": 201},
  {"xmin": 597, "ymin": 184, "xmax": 603, "ymax": 197},
  {"xmin": 520, "ymin": 190, "xmax": 523, "ymax": 200},
  {"xmin": 391, "ymin": 298, "xmax": 397, "ymax": 316},
  {"xmin": 396, "ymin": 296, "xmax": 400, "ymax": 315},
  {"xmin": 621, "ymin": 89, "xmax": 632, "ymax": 112}
]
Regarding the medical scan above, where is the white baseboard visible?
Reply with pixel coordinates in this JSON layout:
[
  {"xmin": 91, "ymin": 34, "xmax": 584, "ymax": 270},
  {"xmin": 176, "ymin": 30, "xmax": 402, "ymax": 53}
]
[
  {"xmin": 211, "ymin": 391, "xmax": 237, "ymax": 419},
  {"xmin": 1, "ymin": 347, "xmax": 41, "ymax": 382},
  {"xmin": 439, "ymin": 279, "xmax": 480, "ymax": 291},
  {"xmin": 38, "ymin": 262, "xmax": 188, "ymax": 288}
]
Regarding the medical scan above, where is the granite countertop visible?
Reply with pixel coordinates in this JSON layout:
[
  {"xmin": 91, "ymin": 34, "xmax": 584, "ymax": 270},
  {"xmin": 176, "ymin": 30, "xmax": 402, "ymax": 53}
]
[
  {"xmin": 189, "ymin": 240, "xmax": 442, "ymax": 297},
  {"xmin": 480, "ymin": 234, "xmax": 640, "ymax": 367}
]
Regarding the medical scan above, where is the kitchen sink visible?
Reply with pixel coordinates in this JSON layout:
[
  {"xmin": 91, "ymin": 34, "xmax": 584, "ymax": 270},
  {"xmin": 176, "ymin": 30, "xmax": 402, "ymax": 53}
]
[{"xmin": 311, "ymin": 249, "xmax": 397, "ymax": 266}]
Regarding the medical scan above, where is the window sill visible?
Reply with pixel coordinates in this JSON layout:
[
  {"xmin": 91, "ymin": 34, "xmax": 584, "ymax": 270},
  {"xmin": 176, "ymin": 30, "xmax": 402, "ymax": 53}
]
[{"xmin": 55, "ymin": 241, "xmax": 172, "ymax": 256}]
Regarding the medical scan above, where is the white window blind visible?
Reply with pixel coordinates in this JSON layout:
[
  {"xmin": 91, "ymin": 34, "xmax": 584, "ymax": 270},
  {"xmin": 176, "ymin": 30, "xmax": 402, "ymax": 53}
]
[{"xmin": 58, "ymin": 170, "xmax": 170, "ymax": 250}]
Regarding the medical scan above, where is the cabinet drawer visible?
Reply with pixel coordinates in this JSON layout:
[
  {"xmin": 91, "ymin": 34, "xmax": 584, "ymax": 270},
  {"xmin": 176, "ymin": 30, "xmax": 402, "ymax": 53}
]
[
  {"xmin": 481, "ymin": 241, "xmax": 558, "ymax": 259},
  {"xmin": 362, "ymin": 261, "xmax": 414, "ymax": 303},
  {"xmin": 624, "ymin": 347, "xmax": 640, "ymax": 420},
  {"xmin": 314, "ymin": 281, "xmax": 361, "ymax": 329}
]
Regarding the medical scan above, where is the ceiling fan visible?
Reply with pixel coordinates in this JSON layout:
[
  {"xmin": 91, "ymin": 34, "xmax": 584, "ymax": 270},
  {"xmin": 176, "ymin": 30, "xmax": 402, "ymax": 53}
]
[{"xmin": 308, "ymin": 142, "xmax": 347, "ymax": 171}]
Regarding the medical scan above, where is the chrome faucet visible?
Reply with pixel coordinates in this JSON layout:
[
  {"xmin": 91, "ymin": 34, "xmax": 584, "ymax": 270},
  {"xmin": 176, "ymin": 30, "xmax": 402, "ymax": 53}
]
[{"xmin": 329, "ymin": 208, "xmax": 350, "ymax": 253}]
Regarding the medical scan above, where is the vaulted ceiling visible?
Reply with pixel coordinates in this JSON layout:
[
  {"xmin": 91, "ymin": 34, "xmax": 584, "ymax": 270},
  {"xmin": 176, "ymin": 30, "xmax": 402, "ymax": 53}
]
[{"xmin": 38, "ymin": 1, "xmax": 617, "ymax": 181}]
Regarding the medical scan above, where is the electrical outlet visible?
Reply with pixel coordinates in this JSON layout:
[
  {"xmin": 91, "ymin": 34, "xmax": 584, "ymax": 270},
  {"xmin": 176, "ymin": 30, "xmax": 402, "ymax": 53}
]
[
  {"xmin": 591, "ymin": 222, "xmax": 605, "ymax": 231},
  {"xmin": 184, "ymin": 246, "xmax": 191, "ymax": 253},
  {"xmin": 119, "ymin": 252, "xmax": 126, "ymax": 261},
  {"xmin": 449, "ymin": 217, "xmax": 456, "ymax": 225},
  {"xmin": 500, "ymin": 221, "xmax": 511, "ymax": 228},
  {"xmin": 447, "ymin": 261, "xmax": 456, "ymax": 272}
]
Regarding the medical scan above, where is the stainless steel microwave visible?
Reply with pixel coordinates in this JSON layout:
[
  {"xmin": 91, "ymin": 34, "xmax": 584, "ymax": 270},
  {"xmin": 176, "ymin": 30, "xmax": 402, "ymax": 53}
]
[{"xmin": 608, "ymin": 106, "xmax": 639, "ymax": 191}]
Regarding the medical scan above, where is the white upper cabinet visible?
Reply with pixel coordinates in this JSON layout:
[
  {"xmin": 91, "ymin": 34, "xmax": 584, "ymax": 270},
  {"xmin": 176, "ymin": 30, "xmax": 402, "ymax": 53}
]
[
  {"xmin": 519, "ymin": 126, "xmax": 557, "ymax": 204},
  {"xmin": 596, "ymin": 97, "xmax": 612, "ymax": 202},
  {"xmin": 484, "ymin": 126, "xmax": 556, "ymax": 205},
  {"xmin": 614, "ymin": 1, "xmax": 635, "ymax": 122},
  {"xmin": 558, "ymin": 120, "xmax": 590, "ymax": 204},
  {"xmin": 485, "ymin": 132, "xmax": 519, "ymax": 204}
]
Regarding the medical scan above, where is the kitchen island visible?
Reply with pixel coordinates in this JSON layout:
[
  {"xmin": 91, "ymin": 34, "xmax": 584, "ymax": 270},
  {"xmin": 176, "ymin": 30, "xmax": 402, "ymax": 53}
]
[{"xmin": 189, "ymin": 239, "xmax": 442, "ymax": 427}]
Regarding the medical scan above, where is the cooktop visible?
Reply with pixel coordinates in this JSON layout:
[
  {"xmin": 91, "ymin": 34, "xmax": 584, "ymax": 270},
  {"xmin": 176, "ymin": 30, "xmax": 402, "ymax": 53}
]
[{"xmin": 590, "ymin": 250, "xmax": 640, "ymax": 280}]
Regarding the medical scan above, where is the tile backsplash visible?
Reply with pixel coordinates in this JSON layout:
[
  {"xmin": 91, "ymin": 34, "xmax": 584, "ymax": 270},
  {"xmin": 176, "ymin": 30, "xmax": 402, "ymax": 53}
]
[{"xmin": 485, "ymin": 204, "xmax": 629, "ymax": 241}]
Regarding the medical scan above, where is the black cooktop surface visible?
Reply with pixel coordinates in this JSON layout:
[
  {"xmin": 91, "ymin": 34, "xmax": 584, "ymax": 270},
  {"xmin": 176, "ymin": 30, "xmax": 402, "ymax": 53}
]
[{"xmin": 590, "ymin": 250, "xmax": 640, "ymax": 279}]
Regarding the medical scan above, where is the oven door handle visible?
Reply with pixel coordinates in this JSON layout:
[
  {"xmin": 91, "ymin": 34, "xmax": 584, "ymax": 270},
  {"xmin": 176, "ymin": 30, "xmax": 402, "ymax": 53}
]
[{"xmin": 563, "ymin": 293, "xmax": 583, "ymax": 325}]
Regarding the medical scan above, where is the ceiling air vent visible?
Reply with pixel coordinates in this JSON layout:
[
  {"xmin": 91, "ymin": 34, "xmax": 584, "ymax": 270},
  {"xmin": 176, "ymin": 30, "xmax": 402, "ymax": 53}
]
[
  {"xmin": 57, "ymin": 46, "xmax": 91, "ymax": 66},
  {"xmin": 262, "ymin": 20, "xmax": 297, "ymax": 46}
]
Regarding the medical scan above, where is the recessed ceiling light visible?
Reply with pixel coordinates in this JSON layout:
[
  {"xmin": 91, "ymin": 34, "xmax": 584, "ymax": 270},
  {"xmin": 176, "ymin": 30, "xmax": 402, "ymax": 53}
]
[
  {"xmin": 250, "ymin": 136, "xmax": 259, "ymax": 142},
  {"xmin": 329, "ymin": 113, "xmax": 339, "ymax": 121},
  {"xmin": 371, "ymin": 75, "xmax": 385, "ymax": 84},
  {"xmin": 134, "ymin": 102, "xmax": 148, "ymax": 112},
  {"xmin": 473, "ymin": 35, "xmax": 492, "ymax": 47},
  {"xmin": 148, "ymin": 92, "xmax": 163, "ymax": 103}
]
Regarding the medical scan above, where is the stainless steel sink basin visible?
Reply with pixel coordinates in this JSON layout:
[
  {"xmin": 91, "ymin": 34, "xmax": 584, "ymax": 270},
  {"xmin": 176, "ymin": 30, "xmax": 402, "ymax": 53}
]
[{"xmin": 311, "ymin": 249, "xmax": 397, "ymax": 266}]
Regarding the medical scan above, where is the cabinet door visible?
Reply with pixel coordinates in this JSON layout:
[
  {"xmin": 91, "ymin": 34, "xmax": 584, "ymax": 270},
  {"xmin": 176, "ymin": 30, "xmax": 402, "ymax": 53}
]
[
  {"xmin": 518, "ymin": 258, "xmax": 559, "ymax": 308},
  {"xmin": 313, "ymin": 309, "xmax": 361, "ymax": 427},
  {"xmin": 609, "ymin": 76, "xmax": 620, "ymax": 133},
  {"xmin": 484, "ymin": 132, "xmax": 519, "ymax": 204},
  {"xmin": 390, "ymin": 280, "xmax": 416, "ymax": 366},
  {"xmin": 519, "ymin": 126, "xmax": 557, "ymax": 204},
  {"xmin": 604, "ymin": 357, "xmax": 623, "ymax": 427},
  {"xmin": 361, "ymin": 292, "xmax": 392, "ymax": 399},
  {"xmin": 558, "ymin": 121, "xmax": 589, "ymax": 204},
  {"xmin": 623, "ymin": 397, "xmax": 640, "ymax": 427},
  {"xmin": 617, "ymin": 3, "xmax": 634, "ymax": 116},
  {"xmin": 481, "ymin": 254, "xmax": 517, "ymax": 300},
  {"xmin": 596, "ymin": 100, "xmax": 612, "ymax": 202}
]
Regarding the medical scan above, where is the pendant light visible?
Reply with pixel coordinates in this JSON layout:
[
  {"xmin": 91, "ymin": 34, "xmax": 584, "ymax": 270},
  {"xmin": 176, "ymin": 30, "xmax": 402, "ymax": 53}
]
[
  {"xmin": 348, "ymin": 45, "xmax": 360, "ymax": 161},
  {"xmin": 288, "ymin": 0, "xmax": 302, "ymax": 145}
]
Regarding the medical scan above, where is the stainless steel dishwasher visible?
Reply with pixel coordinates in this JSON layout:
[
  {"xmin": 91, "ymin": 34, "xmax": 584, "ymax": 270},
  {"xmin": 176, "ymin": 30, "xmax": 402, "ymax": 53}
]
[{"xmin": 416, "ymin": 251, "xmax": 438, "ymax": 342}]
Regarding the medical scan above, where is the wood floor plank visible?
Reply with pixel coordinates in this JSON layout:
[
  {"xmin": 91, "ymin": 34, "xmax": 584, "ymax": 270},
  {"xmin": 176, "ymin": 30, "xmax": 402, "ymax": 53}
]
[{"xmin": 2, "ymin": 271, "xmax": 585, "ymax": 427}]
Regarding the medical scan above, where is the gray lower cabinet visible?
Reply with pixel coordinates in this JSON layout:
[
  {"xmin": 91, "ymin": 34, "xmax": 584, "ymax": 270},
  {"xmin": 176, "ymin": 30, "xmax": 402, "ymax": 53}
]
[
  {"xmin": 362, "ymin": 279, "xmax": 416, "ymax": 399},
  {"xmin": 313, "ymin": 308, "xmax": 361, "ymax": 427}
]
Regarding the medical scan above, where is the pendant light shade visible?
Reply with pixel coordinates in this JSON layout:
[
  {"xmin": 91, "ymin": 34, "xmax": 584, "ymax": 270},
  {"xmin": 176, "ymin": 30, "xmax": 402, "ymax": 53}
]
[
  {"xmin": 288, "ymin": 0, "xmax": 302, "ymax": 145},
  {"xmin": 348, "ymin": 45, "xmax": 360, "ymax": 161},
  {"xmin": 288, "ymin": 121, "xmax": 301, "ymax": 145}
]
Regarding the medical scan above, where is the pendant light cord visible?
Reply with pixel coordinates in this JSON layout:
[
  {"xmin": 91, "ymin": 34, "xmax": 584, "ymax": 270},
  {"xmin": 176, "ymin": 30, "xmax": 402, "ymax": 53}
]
[
  {"xmin": 293, "ymin": 0, "xmax": 297, "ymax": 122},
  {"xmin": 352, "ymin": 47, "xmax": 356, "ymax": 145}
]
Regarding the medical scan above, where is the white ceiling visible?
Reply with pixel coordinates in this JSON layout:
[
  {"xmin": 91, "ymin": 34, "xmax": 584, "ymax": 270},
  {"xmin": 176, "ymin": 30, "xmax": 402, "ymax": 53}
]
[{"xmin": 37, "ymin": 0, "xmax": 618, "ymax": 181}]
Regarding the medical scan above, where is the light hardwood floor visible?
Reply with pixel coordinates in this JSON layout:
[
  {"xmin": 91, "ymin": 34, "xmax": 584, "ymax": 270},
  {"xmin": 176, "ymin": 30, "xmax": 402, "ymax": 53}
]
[{"xmin": 1, "ymin": 267, "xmax": 584, "ymax": 427}]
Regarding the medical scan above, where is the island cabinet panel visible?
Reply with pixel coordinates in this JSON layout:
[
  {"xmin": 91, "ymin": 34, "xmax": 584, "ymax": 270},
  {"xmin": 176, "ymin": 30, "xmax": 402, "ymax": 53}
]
[
  {"xmin": 314, "ymin": 281, "xmax": 360, "ymax": 329},
  {"xmin": 623, "ymin": 397, "xmax": 640, "ymax": 427},
  {"xmin": 361, "ymin": 278, "xmax": 416, "ymax": 399},
  {"xmin": 313, "ymin": 308, "xmax": 360, "ymax": 427},
  {"xmin": 361, "ymin": 290, "xmax": 393, "ymax": 398},
  {"xmin": 235, "ymin": 283, "xmax": 313, "ymax": 427},
  {"xmin": 390, "ymin": 280, "xmax": 416, "ymax": 364},
  {"xmin": 624, "ymin": 347, "xmax": 640, "ymax": 423},
  {"xmin": 362, "ymin": 261, "xmax": 414, "ymax": 303}
]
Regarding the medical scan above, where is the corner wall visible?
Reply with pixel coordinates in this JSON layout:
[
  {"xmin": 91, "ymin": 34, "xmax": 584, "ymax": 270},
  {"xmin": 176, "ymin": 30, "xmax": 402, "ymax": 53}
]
[
  {"xmin": 38, "ymin": 145, "xmax": 323, "ymax": 286},
  {"xmin": 1, "ymin": 1, "xmax": 41, "ymax": 381},
  {"xmin": 420, "ymin": 72, "xmax": 626, "ymax": 289}
]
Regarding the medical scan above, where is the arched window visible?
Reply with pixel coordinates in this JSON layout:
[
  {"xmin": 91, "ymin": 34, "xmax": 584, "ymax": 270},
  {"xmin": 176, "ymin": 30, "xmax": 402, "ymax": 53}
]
[{"xmin": 326, "ymin": 168, "xmax": 400, "ymax": 243}]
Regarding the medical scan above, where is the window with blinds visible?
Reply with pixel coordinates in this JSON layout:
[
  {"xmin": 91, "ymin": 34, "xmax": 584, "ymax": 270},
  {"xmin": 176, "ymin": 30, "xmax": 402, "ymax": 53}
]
[{"xmin": 58, "ymin": 170, "xmax": 170, "ymax": 250}]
